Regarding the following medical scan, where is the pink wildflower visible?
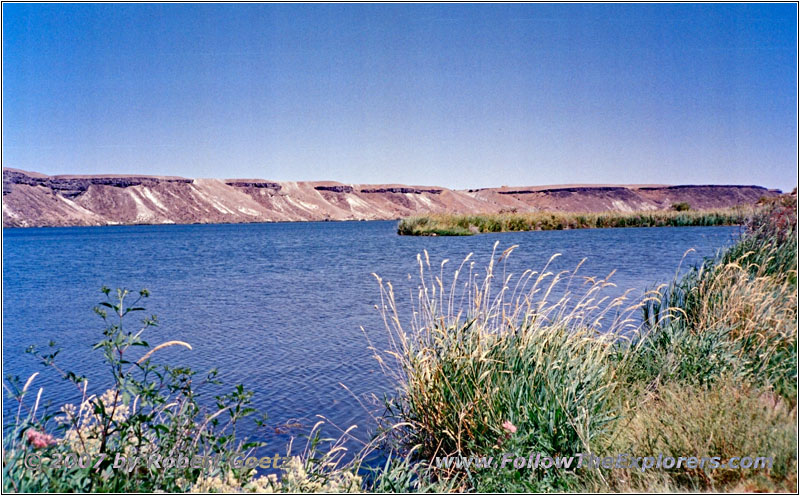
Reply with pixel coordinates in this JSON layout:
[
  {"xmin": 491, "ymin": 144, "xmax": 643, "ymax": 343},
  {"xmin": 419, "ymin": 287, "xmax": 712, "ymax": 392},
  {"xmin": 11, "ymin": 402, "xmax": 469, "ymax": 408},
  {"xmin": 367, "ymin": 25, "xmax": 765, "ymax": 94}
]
[
  {"xmin": 502, "ymin": 420, "xmax": 517, "ymax": 434},
  {"xmin": 26, "ymin": 429, "xmax": 56, "ymax": 449}
]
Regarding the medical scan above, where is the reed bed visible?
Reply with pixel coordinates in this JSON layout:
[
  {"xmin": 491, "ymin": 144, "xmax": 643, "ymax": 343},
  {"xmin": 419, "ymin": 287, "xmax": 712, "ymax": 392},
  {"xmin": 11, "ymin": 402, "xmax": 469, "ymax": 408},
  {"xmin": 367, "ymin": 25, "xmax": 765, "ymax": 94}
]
[{"xmin": 397, "ymin": 208, "xmax": 750, "ymax": 236}]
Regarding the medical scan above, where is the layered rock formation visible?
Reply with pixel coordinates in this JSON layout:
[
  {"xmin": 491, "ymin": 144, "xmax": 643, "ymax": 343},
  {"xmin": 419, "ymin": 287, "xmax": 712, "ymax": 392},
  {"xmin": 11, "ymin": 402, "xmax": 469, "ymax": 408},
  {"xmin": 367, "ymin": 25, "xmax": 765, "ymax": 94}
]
[{"xmin": 2, "ymin": 168, "xmax": 780, "ymax": 228}]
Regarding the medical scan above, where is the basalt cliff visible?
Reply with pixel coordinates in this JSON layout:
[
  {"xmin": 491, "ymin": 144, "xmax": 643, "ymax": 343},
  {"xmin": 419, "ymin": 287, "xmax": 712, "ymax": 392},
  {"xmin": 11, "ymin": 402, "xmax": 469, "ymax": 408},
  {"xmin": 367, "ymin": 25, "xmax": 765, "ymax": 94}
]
[{"xmin": 2, "ymin": 168, "xmax": 780, "ymax": 228}]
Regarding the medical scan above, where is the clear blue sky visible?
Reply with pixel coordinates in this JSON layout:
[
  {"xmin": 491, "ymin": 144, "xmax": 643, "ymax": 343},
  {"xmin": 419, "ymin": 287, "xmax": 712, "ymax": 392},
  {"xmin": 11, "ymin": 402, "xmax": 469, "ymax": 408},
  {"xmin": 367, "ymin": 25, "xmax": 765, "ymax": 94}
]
[{"xmin": 3, "ymin": 3, "xmax": 797, "ymax": 190}]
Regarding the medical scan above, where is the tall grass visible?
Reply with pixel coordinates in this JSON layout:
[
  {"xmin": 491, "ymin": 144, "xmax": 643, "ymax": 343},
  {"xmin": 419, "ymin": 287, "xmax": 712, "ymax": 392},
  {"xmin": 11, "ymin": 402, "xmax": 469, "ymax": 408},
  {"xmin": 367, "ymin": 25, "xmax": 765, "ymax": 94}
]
[
  {"xmin": 609, "ymin": 193, "xmax": 798, "ymax": 492},
  {"xmin": 635, "ymin": 193, "xmax": 797, "ymax": 400},
  {"xmin": 397, "ymin": 208, "xmax": 750, "ymax": 236},
  {"xmin": 371, "ymin": 244, "xmax": 652, "ymax": 490},
  {"xmin": 376, "ymin": 193, "xmax": 796, "ymax": 492}
]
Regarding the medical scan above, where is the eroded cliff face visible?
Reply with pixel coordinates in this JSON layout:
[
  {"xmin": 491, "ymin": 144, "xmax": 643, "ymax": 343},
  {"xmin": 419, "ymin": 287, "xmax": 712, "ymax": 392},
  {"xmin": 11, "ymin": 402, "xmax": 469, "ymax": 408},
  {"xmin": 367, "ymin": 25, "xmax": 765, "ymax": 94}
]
[{"xmin": 2, "ymin": 168, "xmax": 780, "ymax": 228}]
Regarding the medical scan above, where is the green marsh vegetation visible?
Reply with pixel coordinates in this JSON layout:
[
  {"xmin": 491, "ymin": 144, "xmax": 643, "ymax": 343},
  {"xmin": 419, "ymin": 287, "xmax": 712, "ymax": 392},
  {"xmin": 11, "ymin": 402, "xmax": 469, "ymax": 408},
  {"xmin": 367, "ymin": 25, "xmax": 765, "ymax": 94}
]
[
  {"xmin": 397, "ymin": 207, "xmax": 750, "ymax": 236},
  {"xmin": 3, "ymin": 193, "xmax": 796, "ymax": 492}
]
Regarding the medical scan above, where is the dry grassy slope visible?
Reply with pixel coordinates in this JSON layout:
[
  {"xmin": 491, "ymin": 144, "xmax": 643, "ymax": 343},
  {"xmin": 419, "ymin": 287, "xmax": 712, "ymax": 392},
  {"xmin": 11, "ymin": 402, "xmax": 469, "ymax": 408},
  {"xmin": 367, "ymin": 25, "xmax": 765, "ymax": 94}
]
[{"xmin": 2, "ymin": 168, "xmax": 780, "ymax": 227}]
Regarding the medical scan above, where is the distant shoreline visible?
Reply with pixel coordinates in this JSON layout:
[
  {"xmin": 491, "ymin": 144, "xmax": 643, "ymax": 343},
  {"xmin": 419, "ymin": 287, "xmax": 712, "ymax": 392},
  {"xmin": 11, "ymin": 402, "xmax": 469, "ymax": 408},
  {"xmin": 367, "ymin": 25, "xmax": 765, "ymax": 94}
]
[
  {"xmin": 1, "ymin": 218, "xmax": 401, "ymax": 230},
  {"xmin": 3, "ymin": 168, "xmax": 779, "ymax": 228}
]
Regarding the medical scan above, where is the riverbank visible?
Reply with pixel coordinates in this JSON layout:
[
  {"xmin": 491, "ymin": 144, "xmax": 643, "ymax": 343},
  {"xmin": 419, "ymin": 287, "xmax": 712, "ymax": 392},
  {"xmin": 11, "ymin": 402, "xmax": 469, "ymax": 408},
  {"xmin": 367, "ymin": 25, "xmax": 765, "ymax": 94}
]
[
  {"xmin": 379, "ymin": 192, "xmax": 797, "ymax": 492},
  {"xmin": 398, "ymin": 208, "xmax": 751, "ymax": 236}
]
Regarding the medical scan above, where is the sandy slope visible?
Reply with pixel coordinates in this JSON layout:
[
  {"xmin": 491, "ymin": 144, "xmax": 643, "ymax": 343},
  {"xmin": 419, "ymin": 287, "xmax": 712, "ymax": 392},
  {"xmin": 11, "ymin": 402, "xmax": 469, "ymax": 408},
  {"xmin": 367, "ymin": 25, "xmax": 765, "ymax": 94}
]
[{"xmin": 2, "ymin": 168, "xmax": 780, "ymax": 228}]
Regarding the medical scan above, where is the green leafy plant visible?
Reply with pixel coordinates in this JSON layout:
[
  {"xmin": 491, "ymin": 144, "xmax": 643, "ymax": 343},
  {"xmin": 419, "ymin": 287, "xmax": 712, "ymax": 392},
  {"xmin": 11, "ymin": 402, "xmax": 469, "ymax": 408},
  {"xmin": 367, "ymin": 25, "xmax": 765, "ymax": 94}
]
[{"xmin": 3, "ymin": 288, "xmax": 261, "ymax": 492}]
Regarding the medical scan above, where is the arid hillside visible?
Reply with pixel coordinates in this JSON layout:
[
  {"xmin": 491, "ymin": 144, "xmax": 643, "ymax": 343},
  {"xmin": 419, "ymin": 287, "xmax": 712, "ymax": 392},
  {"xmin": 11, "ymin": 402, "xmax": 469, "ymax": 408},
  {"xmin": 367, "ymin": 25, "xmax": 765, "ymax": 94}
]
[{"xmin": 2, "ymin": 168, "xmax": 780, "ymax": 227}]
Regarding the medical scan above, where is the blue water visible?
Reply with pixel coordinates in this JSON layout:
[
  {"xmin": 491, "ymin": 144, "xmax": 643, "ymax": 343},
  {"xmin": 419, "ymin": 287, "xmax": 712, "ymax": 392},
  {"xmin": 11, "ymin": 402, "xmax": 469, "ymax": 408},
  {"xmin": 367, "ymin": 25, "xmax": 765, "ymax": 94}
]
[{"xmin": 3, "ymin": 221, "xmax": 740, "ymax": 458}]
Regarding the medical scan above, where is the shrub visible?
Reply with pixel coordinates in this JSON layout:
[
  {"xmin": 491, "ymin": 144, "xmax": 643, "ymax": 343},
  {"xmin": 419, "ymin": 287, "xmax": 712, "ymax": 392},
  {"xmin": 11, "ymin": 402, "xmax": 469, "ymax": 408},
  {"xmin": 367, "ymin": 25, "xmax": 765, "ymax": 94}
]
[{"xmin": 671, "ymin": 202, "xmax": 691, "ymax": 211}]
